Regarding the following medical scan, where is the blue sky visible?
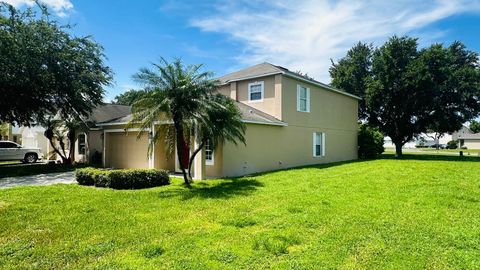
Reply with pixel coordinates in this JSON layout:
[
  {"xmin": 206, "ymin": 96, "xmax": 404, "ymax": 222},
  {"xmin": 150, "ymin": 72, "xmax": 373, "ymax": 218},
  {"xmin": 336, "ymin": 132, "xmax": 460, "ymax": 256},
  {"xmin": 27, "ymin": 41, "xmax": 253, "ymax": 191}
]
[{"xmin": 6, "ymin": 0, "xmax": 480, "ymax": 101}]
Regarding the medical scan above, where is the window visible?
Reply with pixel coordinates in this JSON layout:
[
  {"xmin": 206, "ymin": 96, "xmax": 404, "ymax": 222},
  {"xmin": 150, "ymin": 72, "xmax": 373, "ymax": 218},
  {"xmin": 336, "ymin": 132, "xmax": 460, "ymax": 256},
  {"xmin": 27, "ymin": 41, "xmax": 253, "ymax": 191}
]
[
  {"xmin": 0, "ymin": 142, "xmax": 18, "ymax": 148},
  {"xmin": 297, "ymin": 85, "xmax": 310, "ymax": 112},
  {"xmin": 313, "ymin": 132, "xmax": 325, "ymax": 157},
  {"xmin": 248, "ymin": 81, "xmax": 264, "ymax": 102},
  {"xmin": 205, "ymin": 140, "xmax": 214, "ymax": 165},
  {"xmin": 78, "ymin": 133, "xmax": 86, "ymax": 155}
]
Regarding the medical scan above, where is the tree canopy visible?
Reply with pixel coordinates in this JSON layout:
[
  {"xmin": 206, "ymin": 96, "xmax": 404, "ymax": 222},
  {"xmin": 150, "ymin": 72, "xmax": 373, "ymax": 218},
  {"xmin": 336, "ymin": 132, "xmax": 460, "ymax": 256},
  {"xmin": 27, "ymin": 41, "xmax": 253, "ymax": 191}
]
[
  {"xmin": 331, "ymin": 36, "xmax": 480, "ymax": 156},
  {"xmin": 0, "ymin": 3, "xmax": 112, "ymax": 125},
  {"xmin": 470, "ymin": 120, "xmax": 480, "ymax": 133},
  {"xmin": 329, "ymin": 42, "xmax": 373, "ymax": 119},
  {"xmin": 113, "ymin": 89, "xmax": 146, "ymax": 105}
]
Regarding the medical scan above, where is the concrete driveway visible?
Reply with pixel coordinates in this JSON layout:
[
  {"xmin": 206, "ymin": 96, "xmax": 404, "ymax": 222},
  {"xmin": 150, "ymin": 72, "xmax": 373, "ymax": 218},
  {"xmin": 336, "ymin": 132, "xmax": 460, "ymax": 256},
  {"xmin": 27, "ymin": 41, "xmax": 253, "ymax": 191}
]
[{"xmin": 0, "ymin": 171, "xmax": 76, "ymax": 189}]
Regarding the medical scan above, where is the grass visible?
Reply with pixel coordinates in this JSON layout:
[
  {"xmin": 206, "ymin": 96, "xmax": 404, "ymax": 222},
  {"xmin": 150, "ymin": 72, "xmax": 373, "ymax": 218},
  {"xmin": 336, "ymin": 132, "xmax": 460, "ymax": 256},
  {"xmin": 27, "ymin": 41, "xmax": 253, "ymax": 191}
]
[
  {"xmin": 0, "ymin": 154, "xmax": 479, "ymax": 269},
  {"xmin": 385, "ymin": 147, "xmax": 480, "ymax": 155}
]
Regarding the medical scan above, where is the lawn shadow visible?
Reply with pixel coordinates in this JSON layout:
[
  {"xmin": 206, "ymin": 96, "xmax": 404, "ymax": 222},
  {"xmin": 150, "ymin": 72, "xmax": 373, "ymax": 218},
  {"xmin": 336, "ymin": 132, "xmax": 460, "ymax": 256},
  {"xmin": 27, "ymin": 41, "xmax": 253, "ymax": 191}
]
[
  {"xmin": 157, "ymin": 178, "xmax": 264, "ymax": 200},
  {"xmin": 380, "ymin": 153, "xmax": 480, "ymax": 162}
]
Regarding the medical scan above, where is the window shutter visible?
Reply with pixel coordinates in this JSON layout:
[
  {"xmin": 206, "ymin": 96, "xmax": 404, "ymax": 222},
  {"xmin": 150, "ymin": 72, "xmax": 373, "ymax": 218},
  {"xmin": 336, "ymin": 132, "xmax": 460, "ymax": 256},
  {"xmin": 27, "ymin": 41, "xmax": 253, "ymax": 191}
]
[
  {"xmin": 297, "ymin": 85, "xmax": 301, "ymax": 112},
  {"xmin": 306, "ymin": 88, "xmax": 310, "ymax": 112},
  {"xmin": 322, "ymin": 132, "xmax": 326, "ymax": 156}
]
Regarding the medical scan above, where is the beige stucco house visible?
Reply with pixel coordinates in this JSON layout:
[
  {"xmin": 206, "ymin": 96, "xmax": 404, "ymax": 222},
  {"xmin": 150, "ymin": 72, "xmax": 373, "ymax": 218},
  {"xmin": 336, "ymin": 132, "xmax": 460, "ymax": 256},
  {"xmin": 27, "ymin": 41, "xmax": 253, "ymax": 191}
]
[
  {"xmin": 452, "ymin": 125, "xmax": 480, "ymax": 149},
  {"xmin": 74, "ymin": 63, "xmax": 360, "ymax": 178}
]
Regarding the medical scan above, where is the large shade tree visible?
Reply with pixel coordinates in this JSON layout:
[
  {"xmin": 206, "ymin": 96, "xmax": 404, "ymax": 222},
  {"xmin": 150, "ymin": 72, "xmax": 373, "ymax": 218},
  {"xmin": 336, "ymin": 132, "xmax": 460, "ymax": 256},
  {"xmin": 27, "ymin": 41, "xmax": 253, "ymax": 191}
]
[
  {"xmin": 331, "ymin": 36, "xmax": 480, "ymax": 157},
  {"xmin": 0, "ymin": 3, "xmax": 112, "ymax": 126},
  {"xmin": 129, "ymin": 58, "xmax": 245, "ymax": 186},
  {"xmin": 329, "ymin": 42, "xmax": 373, "ymax": 119}
]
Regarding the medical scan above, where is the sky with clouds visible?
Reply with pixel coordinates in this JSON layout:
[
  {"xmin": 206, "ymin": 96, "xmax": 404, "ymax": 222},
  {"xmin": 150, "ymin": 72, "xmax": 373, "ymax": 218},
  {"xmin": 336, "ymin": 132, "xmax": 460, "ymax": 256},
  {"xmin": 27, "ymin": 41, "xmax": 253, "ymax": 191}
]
[{"xmin": 4, "ymin": 0, "xmax": 480, "ymax": 101}]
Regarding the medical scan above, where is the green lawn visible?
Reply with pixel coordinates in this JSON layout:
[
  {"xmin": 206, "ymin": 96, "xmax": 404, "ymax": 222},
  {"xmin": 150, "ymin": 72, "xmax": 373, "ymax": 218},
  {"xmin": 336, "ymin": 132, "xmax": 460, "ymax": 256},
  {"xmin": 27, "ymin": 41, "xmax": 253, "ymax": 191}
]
[{"xmin": 1, "ymin": 154, "xmax": 480, "ymax": 269}]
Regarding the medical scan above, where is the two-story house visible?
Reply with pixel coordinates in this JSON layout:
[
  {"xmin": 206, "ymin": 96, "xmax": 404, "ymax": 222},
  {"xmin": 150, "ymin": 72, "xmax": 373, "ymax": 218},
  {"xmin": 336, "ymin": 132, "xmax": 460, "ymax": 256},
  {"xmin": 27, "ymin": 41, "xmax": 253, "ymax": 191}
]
[{"xmin": 76, "ymin": 63, "xmax": 360, "ymax": 179}]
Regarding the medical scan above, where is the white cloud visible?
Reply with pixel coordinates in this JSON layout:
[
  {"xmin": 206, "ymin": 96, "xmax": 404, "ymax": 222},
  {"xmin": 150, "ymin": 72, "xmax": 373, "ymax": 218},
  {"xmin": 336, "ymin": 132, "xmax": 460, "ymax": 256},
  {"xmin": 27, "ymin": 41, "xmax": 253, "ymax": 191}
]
[
  {"xmin": 3, "ymin": 0, "xmax": 73, "ymax": 16},
  {"xmin": 192, "ymin": 0, "xmax": 480, "ymax": 82}
]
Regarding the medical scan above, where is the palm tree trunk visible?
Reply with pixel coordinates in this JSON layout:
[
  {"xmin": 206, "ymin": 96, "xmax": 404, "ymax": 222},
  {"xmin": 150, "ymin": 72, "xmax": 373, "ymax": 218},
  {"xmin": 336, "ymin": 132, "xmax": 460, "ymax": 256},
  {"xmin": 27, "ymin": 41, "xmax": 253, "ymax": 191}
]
[
  {"xmin": 173, "ymin": 119, "xmax": 191, "ymax": 186},
  {"xmin": 188, "ymin": 140, "xmax": 205, "ymax": 180}
]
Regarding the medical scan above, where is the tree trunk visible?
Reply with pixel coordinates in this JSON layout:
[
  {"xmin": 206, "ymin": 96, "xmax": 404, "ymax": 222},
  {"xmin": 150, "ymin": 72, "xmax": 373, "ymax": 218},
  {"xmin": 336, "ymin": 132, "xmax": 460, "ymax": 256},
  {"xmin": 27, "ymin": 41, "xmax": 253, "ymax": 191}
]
[
  {"xmin": 188, "ymin": 140, "xmax": 205, "ymax": 180},
  {"xmin": 173, "ymin": 120, "xmax": 191, "ymax": 186},
  {"xmin": 394, "ymin": 142, "xmax": 403, "ymax": 158}
]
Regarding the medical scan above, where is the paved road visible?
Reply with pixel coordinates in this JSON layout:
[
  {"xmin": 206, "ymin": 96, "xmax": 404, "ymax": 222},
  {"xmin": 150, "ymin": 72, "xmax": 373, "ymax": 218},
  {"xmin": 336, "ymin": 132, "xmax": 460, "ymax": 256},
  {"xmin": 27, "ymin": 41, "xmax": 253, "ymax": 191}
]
[{"xmin": 0, "ymin": 171, "xmax": 76, "ymax": 189}]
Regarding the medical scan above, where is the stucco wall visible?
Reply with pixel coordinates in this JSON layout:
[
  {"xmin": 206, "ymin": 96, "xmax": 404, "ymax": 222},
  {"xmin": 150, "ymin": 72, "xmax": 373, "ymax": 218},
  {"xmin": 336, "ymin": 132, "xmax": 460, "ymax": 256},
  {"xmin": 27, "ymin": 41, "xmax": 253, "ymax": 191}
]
[
  {"xmin": 464, "ymin": 139, "xmax": 480, "ymax": 149},
  {"xmin": 205, "ymin": 143, "xmax": 223, "ymax": 177},
  {"xmin": 236, "ymin": 75, "xmax": 281, "ymax": 119},
  {"xmin": 153, "ymin": 135, "xmax": 175, "ymax": 171},
  {"xmin": 222, "ymin": 123, "xmax": 357, "ymax": 177},
  {"xmin": 221, "ymin": 75, "xmax": 358, "ymax": 177},
  {"xmin": 105, "ymin": 132, "xmax": 149, "ymax": 169},
  {"xmin": 281, "ymin": 76, "xmax": 358, "ymax": 131}
]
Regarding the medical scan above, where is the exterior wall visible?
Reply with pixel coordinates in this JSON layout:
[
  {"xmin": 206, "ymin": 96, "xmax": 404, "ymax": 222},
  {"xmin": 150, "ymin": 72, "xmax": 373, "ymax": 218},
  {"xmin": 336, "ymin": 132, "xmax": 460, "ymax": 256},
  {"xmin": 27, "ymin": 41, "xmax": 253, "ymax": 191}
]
[
  {"xmin": 205, "ymin": 143, "xmax": 223, "ymax": 177},
  {"xmin": 464, "ymin": 139, "xmax": 480, "ymax": 149},
  {"xmin": 222, "ymin": 123, "xmax": 357, "ymax": 177},
  {"xmin": 280, "ymin": 76, "xmax": 358, "ymax": 131},
  {"xmin": 105, "ymin": 131, "xmax": 150, "ymax": 169},
  {"xmin": 153, "ymin": 135, "xmax": 175, "ymax": 171},
  {"xmin": 236, "ymin": 75, "xmax": 282, "ymax": 119}
]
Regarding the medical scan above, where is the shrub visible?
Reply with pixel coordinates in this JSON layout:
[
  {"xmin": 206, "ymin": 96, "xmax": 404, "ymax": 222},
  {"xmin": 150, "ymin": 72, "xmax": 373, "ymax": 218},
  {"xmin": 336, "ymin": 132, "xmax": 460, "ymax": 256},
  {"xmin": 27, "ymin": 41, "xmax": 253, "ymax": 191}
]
[
  {"xmin": 74, "ymin": 167, "xmax": 98, "ymax": 186},
  {"xmin": 446, "ymin": 140, "xmax": 458, "ymax": 149},
  {"xmin": 75, "ymin": 168, "xmax": 170, "ymax": 189},
  {"xmin": 358, "ymin": 124, "xmax": 384, "ymax": 159},
  {"xmin": 461, "ymin": 146, "xmax": 468, "ymax": 150}
]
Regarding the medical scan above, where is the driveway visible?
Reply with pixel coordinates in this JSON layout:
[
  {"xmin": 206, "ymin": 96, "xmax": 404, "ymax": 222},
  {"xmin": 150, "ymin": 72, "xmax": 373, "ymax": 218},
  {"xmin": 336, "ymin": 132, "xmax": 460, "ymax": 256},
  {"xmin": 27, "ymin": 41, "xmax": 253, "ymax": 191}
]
[{"xmin": 0, "ymin": 171, "xmax": 76, "ymax": 189}]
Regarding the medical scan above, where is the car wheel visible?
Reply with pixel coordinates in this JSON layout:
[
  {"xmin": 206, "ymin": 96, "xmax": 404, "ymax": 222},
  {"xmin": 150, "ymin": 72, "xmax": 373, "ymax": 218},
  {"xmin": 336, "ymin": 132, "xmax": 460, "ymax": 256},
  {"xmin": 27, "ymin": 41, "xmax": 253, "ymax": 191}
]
[{"xmin": 24, "ymin": 153, "xmax": 38, "ymax": 163}]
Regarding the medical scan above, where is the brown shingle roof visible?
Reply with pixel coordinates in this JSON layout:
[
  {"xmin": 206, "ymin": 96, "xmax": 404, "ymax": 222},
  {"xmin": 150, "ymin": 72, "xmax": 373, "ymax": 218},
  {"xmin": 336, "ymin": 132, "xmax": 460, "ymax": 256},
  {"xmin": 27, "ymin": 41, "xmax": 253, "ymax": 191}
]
[{"xmin": 97, "ymin": 100, "xmax": 286, "ymax": 127}]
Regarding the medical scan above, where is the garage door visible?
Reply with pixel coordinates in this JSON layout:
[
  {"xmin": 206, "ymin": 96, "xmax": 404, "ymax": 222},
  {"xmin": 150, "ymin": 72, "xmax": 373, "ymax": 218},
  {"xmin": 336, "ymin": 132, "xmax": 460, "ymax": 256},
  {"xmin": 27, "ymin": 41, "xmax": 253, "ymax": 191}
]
[{"xmin": 105, "ymin": 132, "xmax": 149, "ymax": 169}]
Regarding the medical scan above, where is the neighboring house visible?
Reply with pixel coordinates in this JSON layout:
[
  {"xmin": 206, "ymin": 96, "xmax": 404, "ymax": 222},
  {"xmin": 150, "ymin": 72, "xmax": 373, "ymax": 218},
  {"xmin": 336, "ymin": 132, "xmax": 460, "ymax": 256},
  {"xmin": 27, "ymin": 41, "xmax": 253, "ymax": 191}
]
[
  {"xmin": 78, "ymin": 63, "xmax": 359, "ymax": 179},
  {"xmin": 452, "ymin": 125, "xmax": 480, "ymax": 149},
  {"xmin": 73, "ymin": 104, "xmax": 131, "ymax": 163},
  {"xmin": 384, "ymin": 133, "xmax": 453, "ymax": 149}
]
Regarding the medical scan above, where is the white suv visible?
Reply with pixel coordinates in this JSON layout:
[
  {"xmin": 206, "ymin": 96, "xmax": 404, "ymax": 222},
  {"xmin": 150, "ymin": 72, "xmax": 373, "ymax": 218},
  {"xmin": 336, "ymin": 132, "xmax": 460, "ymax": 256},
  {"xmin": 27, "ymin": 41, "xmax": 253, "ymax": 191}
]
[{"xmin": 0, "ymin": 141, "xmax": 43, "ymax": 163}]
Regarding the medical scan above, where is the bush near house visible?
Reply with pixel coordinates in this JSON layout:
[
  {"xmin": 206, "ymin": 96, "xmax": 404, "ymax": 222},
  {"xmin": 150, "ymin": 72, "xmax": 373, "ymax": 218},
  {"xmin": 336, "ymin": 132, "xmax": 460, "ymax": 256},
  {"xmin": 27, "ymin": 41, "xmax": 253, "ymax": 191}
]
[
  {"xmin": 446, "ymin": 140, "xmax": 458, "ymax": 149},
  {"xmin": 358, "ymin": 124, "xmax": 384, "ymax": 159},
  {"xmin": 75, "ymin": 168, "xmax": 170, "ymax": 189}
]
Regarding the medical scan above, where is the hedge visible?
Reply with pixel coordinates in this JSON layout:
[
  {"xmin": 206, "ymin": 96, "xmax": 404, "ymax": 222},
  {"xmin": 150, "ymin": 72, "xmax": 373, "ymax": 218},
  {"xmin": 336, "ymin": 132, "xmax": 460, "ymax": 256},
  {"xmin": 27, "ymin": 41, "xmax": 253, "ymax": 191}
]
[{"xmin": 75, "ymin": 168, "xmax": 170, "ymax": 189}]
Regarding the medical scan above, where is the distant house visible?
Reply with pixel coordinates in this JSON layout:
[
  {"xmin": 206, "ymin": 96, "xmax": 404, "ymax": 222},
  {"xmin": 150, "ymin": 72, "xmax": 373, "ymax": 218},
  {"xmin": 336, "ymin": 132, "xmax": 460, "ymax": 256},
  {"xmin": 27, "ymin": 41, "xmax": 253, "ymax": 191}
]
[
  {"xmin": 72, "ymin": 63, "xmax": 360, "ymax": 178},
  {"xmin": 384, "ymin": 133, "xmax": 453, "ymax": 149},
  {"xmin": 452, "ymin": 125, "xmax": 480, "ymax": 149}
]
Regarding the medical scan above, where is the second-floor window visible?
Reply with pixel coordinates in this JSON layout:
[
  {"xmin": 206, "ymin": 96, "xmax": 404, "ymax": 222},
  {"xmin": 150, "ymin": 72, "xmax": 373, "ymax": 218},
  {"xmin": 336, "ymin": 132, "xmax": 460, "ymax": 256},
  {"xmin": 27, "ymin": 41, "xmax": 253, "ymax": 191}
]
[
  {"xmin": 297, "ymin": 85, "xmax": 310, "ymax": 112},
  {"xmin": 248, "ymin": 81, "xmax": 264, "ymax": 102}
]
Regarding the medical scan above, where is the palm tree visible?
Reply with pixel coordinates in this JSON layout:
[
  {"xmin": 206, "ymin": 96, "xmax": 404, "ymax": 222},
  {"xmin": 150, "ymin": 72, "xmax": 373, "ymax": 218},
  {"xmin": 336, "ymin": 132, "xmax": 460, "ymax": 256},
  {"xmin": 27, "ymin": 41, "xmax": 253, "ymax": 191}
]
[
  {"xmin": 187, "ymin": 94, "xmax": 246, "ymax": 179},
  {"xmin": 129, "ymin": 58, "xmax": 220, "ymax": 186}
]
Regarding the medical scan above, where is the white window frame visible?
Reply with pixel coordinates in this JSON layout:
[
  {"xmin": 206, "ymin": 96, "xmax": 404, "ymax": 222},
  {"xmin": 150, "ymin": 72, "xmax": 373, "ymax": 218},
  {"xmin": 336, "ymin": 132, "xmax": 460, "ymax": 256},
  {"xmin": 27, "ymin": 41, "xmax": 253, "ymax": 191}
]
[
  {"xmin": 248, "ymin": 81, "xmax": 264, "ymax": 103},
  {"xmin": 297, "ymin": 84, "xmax": 310, "ymax": 112},
  {"xmin": 313, "ymin": 132, "xmax": 325, "ymax": 157},
  {"xmin": 205, "ymin": 140, "xmax": 214, "ymax": 166},
  {"xmin": 77, "ymin": 132, "xmax": 87, "ymax": 156}
]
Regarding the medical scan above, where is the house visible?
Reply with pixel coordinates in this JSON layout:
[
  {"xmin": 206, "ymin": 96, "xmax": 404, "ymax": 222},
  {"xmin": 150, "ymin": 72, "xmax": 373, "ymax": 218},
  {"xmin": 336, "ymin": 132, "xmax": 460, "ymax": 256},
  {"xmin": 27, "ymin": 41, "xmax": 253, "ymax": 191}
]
[
  {"xmin": 75, "ymin": 63, "xmax": 360, "ymax": 178},
  {"xmin": 73, "ymin": 104, "xmax": 131, "ymax": 163},
  {"xmin": 452, "ymin": 125, "xmax": 480, "ymax": 149},
  {"xmin": 384, "ymin": 133, "xmax": 453, "ymax": 149}
]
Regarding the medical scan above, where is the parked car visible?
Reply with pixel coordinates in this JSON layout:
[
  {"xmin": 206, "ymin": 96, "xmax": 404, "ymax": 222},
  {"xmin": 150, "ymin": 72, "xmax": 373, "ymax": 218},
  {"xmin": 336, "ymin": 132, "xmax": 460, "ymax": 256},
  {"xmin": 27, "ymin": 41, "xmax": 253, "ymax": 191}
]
[
  {"xmin": 429, "ymin": 144, "xmax": 446, "ymax": 149},
  {"xmin": 0, "ymin": 141, "xmax": 43, "ymax": 163}
]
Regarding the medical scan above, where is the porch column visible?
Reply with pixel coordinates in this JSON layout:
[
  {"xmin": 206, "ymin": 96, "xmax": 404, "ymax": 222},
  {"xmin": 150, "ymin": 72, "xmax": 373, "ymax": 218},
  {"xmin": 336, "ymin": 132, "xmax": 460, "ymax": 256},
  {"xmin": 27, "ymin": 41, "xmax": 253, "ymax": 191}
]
[
  {"xmin": 193, "ymin": 132, "xmax": 205, "ymax": 180},
  {"xmin": 148, "ymin": 124, "xmax": 155, "ymax": 169}
]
